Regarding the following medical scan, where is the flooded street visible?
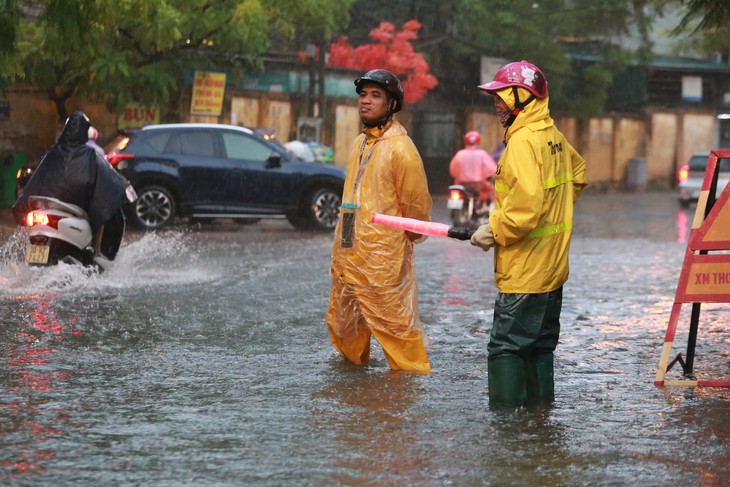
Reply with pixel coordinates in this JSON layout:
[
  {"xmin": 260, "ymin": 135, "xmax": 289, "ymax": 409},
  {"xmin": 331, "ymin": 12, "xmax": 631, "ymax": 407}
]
[{"xmin": 0, "ymin": 191, "xmax": 728, "ymax": 486}]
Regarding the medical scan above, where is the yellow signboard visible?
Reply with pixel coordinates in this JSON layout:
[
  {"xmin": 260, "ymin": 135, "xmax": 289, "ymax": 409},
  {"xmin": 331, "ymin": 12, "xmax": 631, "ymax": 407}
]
[
  {"xmin": 683, "ymin": 259, "xmax": 730, "ymax": 300},
  {"xmin": 191, "ymin": 71, "xmax": 226, "ymax": 116},
  {"xmin": 690, "ymin": 188, "xmax": 730, "ymax": 250}
]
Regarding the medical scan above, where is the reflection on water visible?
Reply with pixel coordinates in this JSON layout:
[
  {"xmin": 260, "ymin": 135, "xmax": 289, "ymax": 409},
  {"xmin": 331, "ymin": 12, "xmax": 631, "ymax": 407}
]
[
  {"xmin": 0, "ymin": 229, "xmax": 222, "ymax": 481},
  {"xmin": 310, "ymin": 368, "xmax": 426, "ymax": 484},
  {"xmin": 0, "ymin": 293, "xmax": 79, "ymax": 475},
  {"xmin": 0, "ymin": 194, "xmax": 728, "ymax": 485},
  {"xmin": 677, "ymin": 209, "xmax": 689, "ymax": 243}
]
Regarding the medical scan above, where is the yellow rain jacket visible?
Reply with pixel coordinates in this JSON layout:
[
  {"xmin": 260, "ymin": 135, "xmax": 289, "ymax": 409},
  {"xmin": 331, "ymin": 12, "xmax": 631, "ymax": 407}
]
[
  {"xmin": 327, "ymin": 119, "xmax": 433, "ymax": 372},
  {"xmin": 489, "ymin": 87, "xmax": 587, "ymax": 293}
]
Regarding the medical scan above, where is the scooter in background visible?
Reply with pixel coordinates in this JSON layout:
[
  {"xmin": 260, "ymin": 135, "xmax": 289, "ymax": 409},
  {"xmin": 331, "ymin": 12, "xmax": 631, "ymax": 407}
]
[
  {"xmin": 447, "ymin": 184, "xmax": 491, "ymax": 230},
  {"xmin": 23, "ymin": 196, "xmax": 97, "ymax": 268}
]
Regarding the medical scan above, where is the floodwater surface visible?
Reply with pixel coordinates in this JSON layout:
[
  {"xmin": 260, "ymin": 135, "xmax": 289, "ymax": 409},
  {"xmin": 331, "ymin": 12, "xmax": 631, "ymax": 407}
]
[{"xmin": 0, "ymin": 192, "xmax": 728, "ymax": 486}]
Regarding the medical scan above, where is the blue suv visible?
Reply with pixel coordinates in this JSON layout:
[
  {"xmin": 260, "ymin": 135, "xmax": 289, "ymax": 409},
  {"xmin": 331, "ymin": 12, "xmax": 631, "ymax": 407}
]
[{"xmin": 105, "ymin": 123, "xmax": 345, "ymax": 230}]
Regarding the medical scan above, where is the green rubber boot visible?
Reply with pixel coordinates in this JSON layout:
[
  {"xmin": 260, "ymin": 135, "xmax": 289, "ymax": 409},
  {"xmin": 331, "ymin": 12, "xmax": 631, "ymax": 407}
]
[
  {"xmin": 525, "ymin": 352, "xmax": 554, "ymax": 406},
  {"xmin": 487, "ymin": 354, "xmax": 527, "ymax": 409}
]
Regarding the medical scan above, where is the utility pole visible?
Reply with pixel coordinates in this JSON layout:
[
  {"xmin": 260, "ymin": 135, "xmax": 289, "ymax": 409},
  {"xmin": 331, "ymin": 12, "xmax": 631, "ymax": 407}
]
[
  {"xmin": 317, "ymin": 41, "xmax": 327, "ymax": 142},
  {"xmin": 306, "ymin": 44, "xmax": 316, "ymax": 118}
]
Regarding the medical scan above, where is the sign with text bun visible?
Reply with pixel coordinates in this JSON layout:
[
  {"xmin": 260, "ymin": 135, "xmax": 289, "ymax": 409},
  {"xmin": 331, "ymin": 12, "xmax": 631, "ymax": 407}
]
[
  {"xmin": 190, "ymin": 71, "xmax": 226, "ymax": 116},
  {"xmin": 118, "ymin": 104, "xmax": 160, "ymax": 129},
  {"xmin": 655, "ymin": 150, "xmax": 730, "ymax": 387}
]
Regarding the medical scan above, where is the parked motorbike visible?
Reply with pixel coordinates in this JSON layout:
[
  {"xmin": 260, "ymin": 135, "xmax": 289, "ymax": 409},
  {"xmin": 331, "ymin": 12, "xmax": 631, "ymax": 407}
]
[
  {"xmin": 447, "ymin": 184, "xmax": 491, "ymax": 230},
  {"xmin": 23, "ymin": 196, "xmax": 99, "ymax": 268}
]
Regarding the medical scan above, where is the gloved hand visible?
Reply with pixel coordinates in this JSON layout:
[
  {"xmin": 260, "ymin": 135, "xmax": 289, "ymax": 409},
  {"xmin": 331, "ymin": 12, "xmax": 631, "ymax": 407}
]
[{"xmin": 470, "ymin": 223, "xmax": 495, "ymax": 251}]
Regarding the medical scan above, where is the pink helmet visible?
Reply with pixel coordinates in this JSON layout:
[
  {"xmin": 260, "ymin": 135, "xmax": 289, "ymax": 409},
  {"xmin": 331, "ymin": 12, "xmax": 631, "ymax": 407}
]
[
  {"xmin": 464, "ymin": 131, "xmax": 480, "ymax": 146},
  {"xmin": 478, "ymin": 60, "xmax": 548, "ymax": 99}
]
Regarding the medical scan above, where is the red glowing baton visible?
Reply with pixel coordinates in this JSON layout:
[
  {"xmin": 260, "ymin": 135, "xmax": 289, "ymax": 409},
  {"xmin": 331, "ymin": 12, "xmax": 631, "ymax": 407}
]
[{"xmin": 370, "ymin": 213, "xmax": 474, "ymax": 240}]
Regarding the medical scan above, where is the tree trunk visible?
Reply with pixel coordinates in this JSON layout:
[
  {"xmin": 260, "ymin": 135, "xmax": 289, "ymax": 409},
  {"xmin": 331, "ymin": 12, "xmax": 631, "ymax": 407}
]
[{"xmin": 48, "ymin": 88, "xmax": 72, "ymax": 121}]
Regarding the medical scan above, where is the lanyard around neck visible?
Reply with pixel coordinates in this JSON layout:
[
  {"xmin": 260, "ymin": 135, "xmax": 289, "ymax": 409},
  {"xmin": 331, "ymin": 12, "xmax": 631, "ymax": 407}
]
[{"xmin": 352, "ymin": 134, "xmax": 382, "ymax": 198}]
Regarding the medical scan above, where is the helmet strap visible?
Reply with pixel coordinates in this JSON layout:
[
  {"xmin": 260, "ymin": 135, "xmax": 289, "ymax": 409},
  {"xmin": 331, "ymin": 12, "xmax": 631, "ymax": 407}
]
[
  {"xmin": 504, "ymin": 86, "xmax": 536, "ymax": 127},
  {"xmin": 381, "ymin": 97, "xmax": 397, "ymax": 127},
  {"xmin": 363, "ymin": 111, "xmax": 393, "ymax": 129}
]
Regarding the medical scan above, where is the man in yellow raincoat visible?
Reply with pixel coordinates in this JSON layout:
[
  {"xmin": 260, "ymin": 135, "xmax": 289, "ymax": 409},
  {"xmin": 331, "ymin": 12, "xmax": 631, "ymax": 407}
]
[
  {"xmin": 471, "ymin": 61, "xmax": 587, "ymax": 407},
  {"xmin": 327, "ymin": 69, "xmax": 433, "ymax": 373}
]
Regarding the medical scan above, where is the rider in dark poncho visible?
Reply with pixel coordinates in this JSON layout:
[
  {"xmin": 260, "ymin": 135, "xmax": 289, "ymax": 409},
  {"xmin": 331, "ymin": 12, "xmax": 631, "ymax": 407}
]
[{"xmin": 12, "ymin": 111, "xmax": 134, "ymax": 260}]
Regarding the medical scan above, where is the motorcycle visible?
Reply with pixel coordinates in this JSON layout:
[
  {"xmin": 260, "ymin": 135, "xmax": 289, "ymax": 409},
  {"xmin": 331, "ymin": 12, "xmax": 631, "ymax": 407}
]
[
  {"xmin": 23, "ymin": 196, "xmax": 100, "ymax": 269},
  {"xmin": 447, "ymin": 184, "xmax": 491, "ymax": 230}
]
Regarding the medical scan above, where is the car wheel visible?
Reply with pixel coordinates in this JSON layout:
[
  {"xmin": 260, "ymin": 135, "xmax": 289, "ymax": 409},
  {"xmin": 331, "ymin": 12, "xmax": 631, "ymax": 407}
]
[
  {"xmin": 290, "ymin": 187, "xmax": 341, "ymax": 231},
  {"xmin": 131, "ymin": 185, "xmax": 176, "ymax": 230},
  {"xmin": 310, "ymin": 187, "xmax": 341, "ymax": 230}
]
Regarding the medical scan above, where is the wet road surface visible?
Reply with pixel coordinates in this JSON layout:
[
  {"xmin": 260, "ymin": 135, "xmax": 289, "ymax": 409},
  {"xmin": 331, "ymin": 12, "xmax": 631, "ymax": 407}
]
[{"xmin": 0, "ymin": 191, "xmax": 728, "ymax": 486}]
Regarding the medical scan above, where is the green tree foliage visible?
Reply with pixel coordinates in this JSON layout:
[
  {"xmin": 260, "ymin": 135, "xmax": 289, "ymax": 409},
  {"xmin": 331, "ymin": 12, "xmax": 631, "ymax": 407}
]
[
  {"xmin": 2, "ymin": 0, "xmax": 352, "ymax": 119},
  {"xmin": 670, "ymin": 0, "xmax": 730, "ymax": 63},
  {"xmin": 2, "ymin": 0, "xmax": 725, "ymax": 121},
  {"xmin": 0, "ymin": 0, "xmax": 24, "ymax": 87},
  {"xmin": 675, "ymin": 0, "xmax": 730, "ymax": 31},
  {"xmin": 344, "ymin": 0, "xmax": 661, "ymax": 117},
  {"xmin": 266, "ymin": 0, "xmax": 352, "ymax": 46}
]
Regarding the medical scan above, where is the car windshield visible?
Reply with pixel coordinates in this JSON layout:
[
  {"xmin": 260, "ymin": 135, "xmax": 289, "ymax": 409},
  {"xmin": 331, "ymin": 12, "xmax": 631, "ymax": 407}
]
[{"xmin": 688, "ymin": 155, "xmax": 730, "ymax": 172}]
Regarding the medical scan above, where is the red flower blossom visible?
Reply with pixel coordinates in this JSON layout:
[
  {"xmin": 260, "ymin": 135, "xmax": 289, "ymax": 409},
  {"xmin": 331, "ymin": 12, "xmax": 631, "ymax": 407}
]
[{"xmin": 326, "ymin": 20, "xmax": 438, "ymax": 105}]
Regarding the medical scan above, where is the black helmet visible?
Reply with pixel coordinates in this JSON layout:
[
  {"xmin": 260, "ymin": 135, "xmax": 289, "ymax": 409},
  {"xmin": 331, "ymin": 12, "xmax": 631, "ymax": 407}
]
[{"xmin": 354, "ymin": 69, "xmax": 404, "ymax": 113}]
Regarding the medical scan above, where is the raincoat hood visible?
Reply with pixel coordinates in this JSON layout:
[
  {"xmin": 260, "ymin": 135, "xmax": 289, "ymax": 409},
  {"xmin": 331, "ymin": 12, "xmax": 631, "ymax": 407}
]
[
  {"xmin": 59, "ymin": 111, "xmax": 92, "ymax": 147},
  {"xmin": 496, "ymin": 86, "xmax": 552, "ymax": 142}
]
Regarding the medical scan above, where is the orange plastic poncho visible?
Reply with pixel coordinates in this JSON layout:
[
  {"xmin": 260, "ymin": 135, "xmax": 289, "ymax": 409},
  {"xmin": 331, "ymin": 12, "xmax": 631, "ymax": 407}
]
[{"xmin": 326, "ymin": 119, "xmax": 433, "ymax": 373}]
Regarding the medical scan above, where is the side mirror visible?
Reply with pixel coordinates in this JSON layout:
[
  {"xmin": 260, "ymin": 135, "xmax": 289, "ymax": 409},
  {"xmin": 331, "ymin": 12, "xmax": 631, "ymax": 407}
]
[{"xmin": 266, "ymin": 152, "xmax": 282, "ymax": 168}]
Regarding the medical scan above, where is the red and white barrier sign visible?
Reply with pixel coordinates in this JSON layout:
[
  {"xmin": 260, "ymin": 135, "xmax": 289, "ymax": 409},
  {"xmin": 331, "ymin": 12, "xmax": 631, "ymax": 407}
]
[{"xmin": 655, "ymin": 149, "xmax": 730, "ymax": 387}]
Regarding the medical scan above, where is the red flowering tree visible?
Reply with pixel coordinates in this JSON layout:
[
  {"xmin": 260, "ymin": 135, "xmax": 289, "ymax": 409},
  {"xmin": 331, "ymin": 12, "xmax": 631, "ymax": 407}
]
[{"xmin": 327, "ymin": 20, "xmax": 438, "ymax": 105}]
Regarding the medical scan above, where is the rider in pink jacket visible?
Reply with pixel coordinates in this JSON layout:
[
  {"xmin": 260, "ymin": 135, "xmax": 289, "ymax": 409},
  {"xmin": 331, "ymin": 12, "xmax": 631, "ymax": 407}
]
[{"xmin": 449, "ymin": 131, "xmax": 496, "ymax": 204}]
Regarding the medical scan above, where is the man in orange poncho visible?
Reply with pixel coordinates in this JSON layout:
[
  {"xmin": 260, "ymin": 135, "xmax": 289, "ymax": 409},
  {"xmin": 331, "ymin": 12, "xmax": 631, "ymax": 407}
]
[{"xmin": 327, "ymin": 69, "xmax": 433, "ymax": 373}]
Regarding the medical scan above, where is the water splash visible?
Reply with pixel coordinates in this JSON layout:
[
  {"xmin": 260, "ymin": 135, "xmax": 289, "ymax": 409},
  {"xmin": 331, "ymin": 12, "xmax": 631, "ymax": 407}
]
[{"xmin": 0, "ymin": 229, "xmax": 220, "ymax": 298}]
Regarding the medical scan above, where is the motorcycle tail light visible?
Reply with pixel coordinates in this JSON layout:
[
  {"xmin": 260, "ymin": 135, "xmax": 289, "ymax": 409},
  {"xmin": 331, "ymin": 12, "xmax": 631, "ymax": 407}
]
[
  {"xmin": 677, "ymin": 164, "xmax": 689, "ymax": 184},
  {"xmin": 27, "ymin": 211, "xmax": 60, "ymax": 229},
  {"xmin": 449, "ymin": 189, "xmax": 463, "ymax": 201}
]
